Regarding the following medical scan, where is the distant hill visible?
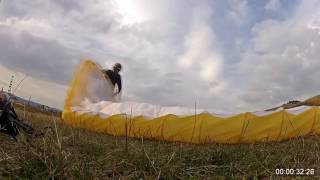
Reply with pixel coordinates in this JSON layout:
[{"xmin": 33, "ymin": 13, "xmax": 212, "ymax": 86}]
[
  {"xmin": 265, "ymin": 94, "xmax": 320, "ymax": 111},
  {"xmin": 3, "ymin": 91, "xmax": 62, "ymax": 114}
]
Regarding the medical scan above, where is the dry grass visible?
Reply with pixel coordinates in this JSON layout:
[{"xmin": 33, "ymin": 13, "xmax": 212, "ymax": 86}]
[{"xmin": 0, "ymin": 106, "xmax": 319, "ymax": 179}]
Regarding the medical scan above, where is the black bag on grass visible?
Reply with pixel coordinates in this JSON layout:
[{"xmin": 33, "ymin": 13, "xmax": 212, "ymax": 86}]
[{"xmin": 0, "ymin": 91, "xmax": 34, "ymax": 140}]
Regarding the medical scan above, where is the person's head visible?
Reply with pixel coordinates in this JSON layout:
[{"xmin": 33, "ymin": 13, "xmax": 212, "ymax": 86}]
[{"xmin": 113, "ymin": 63, "xmax": 122, "ymax": 73}]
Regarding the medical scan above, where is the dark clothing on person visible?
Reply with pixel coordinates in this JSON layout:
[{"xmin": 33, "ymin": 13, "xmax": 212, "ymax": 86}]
[{"xmin": 103, "ymin": 69, "xmax": 122, "ymax": 93}]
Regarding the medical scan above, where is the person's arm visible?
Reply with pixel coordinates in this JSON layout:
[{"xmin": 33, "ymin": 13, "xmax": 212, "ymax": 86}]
[
  {"xmin": 116, "ymin": 76, "xmax": 122, "ymax": 93},
  {"xmin": 101, "ymin": 69, "xmax": 109, "ymax": 79}
]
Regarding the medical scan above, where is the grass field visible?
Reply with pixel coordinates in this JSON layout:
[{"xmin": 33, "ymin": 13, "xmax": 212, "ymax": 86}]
[{"xmin": 0, "ymin": 106, "xmax": 319, "ymax": 179}]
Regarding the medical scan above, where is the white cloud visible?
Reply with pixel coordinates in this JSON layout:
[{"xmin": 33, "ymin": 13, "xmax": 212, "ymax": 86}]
[
  {"xmin": 114, "ymin": 0, "xmax": 154, "ymax": 25},
  {"xmin": 265, "ymin": 0, "xmax": 281, "ymax": 12},
  {"xmin": 177, "ymin": 4, "xmax": 224, "ymax": 85},
  {"xmin": 227, "ymin": 0, "xmax": 249, "ymax": 25},
  {"xmin": 237, "ymin": 0, "xmax": 320, "ymax": 111}
]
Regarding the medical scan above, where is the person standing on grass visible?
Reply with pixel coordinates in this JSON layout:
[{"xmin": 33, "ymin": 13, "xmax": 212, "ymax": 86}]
[{"xmin": 102, "ymin": 63, "xmax": 122, "ymax": 98}]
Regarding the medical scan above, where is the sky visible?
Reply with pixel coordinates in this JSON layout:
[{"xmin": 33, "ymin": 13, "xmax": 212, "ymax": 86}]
[{"xmin": 0, "ymin": 0, "xmax": 320, "ymax": 113}]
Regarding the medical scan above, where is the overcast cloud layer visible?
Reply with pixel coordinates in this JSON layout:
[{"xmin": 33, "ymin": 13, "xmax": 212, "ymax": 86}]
[{"xmin": 0, "ymin": 0, "xmax": 320, "ymax": 112}]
